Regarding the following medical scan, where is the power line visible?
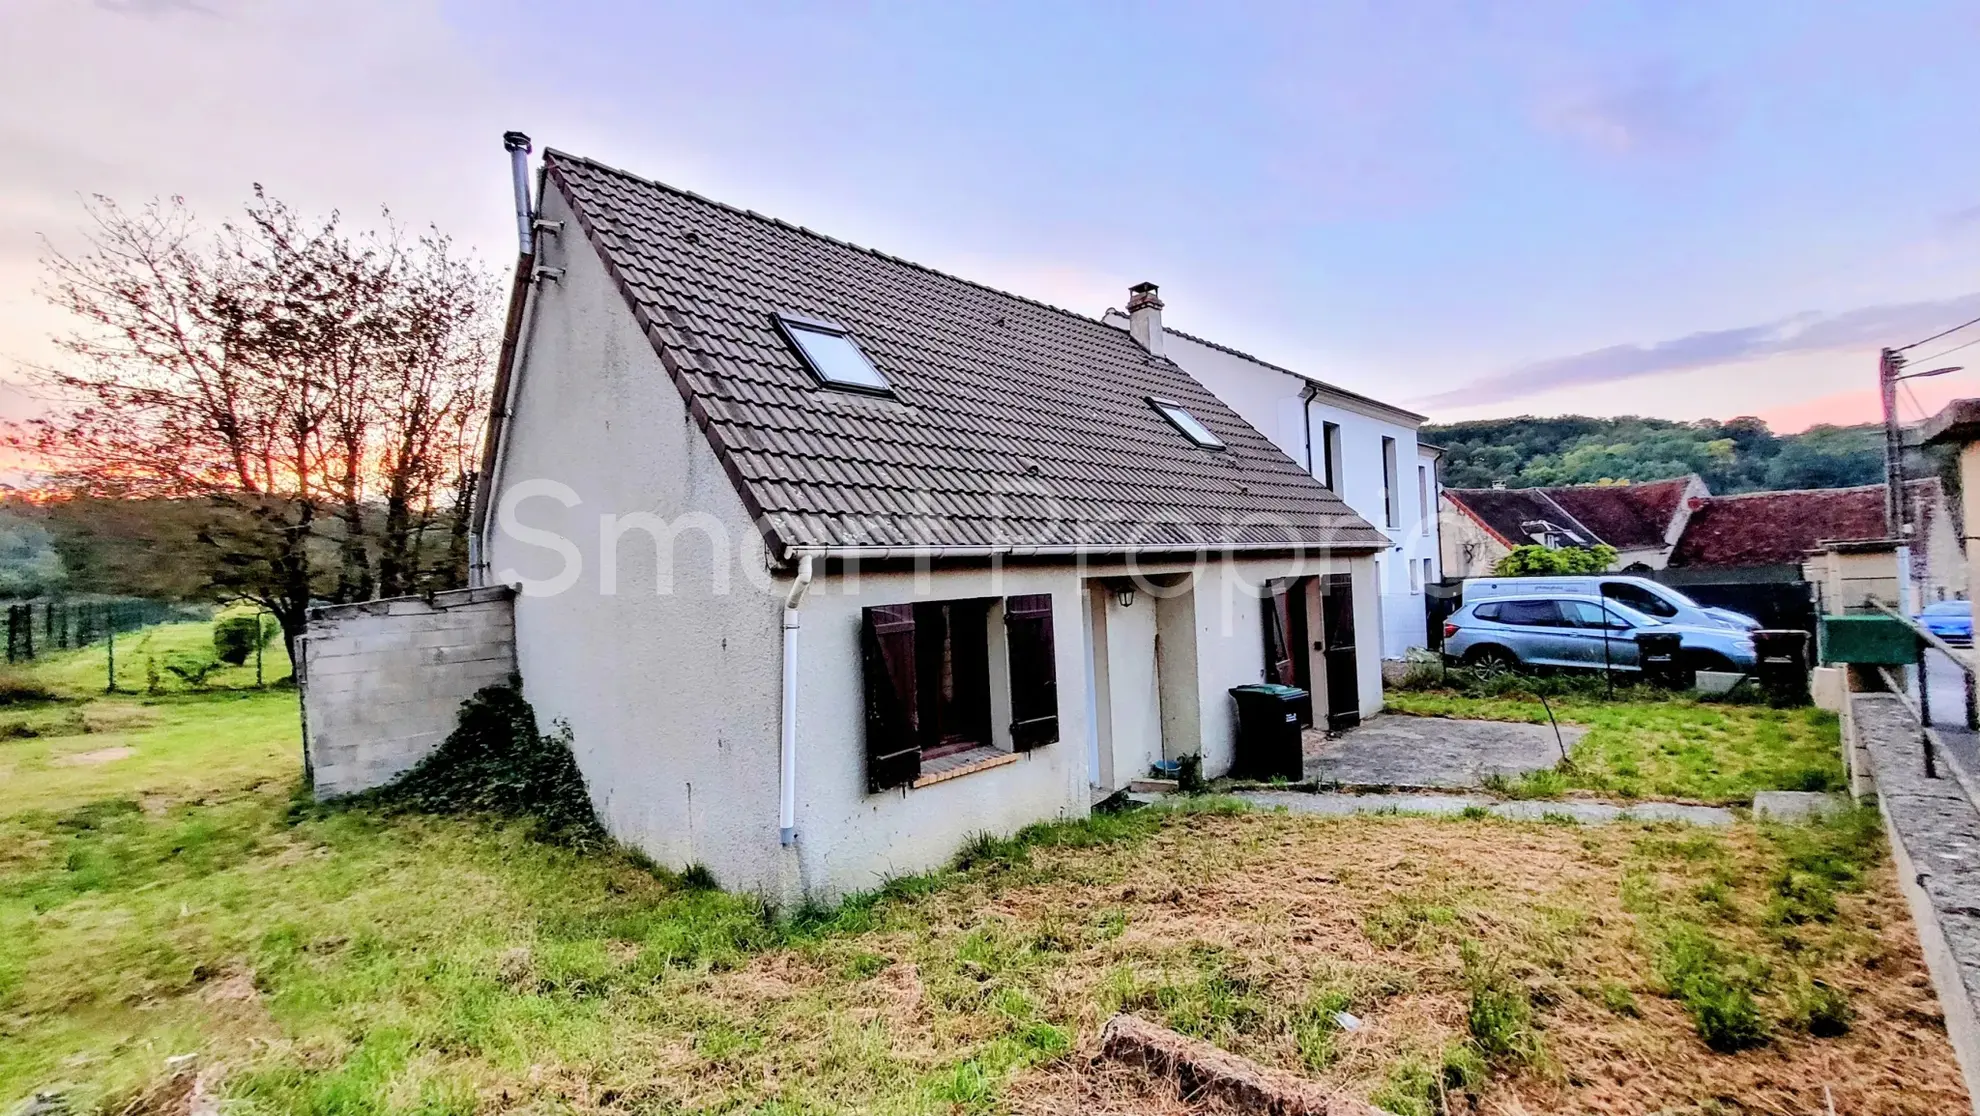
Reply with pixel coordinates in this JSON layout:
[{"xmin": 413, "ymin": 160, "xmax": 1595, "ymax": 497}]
[
  {"xmin": 1909, "ymin": 332, "xmax": 1980, "ymax": 367},
  {"xmin": 1897, "ymin": 313, "xmax": 1980, "ymax": 353},
  {"xmin": 1901, "ymin": 379, "xmax": 1928, "ymax": 425}
]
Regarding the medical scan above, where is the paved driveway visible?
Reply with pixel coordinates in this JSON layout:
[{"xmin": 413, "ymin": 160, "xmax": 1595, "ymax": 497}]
[{"xmin": 1303, "ymin": 713, "xmax": 1586, "ymax": 789}]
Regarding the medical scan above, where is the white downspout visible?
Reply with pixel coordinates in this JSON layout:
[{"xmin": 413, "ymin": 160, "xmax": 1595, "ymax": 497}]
[{"xmin": 780, "ymin": 554, "xmax": 815, "ymax": 847}]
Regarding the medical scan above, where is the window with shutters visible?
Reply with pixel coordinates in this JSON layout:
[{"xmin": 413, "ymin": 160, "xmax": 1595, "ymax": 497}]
[{"xmin": 860, "ymin": 593, "xmax": 1060, "ymax": 793}]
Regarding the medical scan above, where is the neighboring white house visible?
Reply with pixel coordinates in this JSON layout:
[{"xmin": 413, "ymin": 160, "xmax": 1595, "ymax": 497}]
[
  {"xmin": 1102, "ymin": 299, "xmax": 1441, "ymax": 658},
  {"xmin": 411, "ymin": 147, "xmax": 1392, "ymax": 905}
]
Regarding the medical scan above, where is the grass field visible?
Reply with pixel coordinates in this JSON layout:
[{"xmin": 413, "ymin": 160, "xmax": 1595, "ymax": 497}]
[
  {"xmin": 1384, "ymin": 687, "xmax": 1845, "ymax": 804},
  {"xmin": 26, "ymin": 618, "xmax": 293, "ymax": 700},
  {"xmin": 0, "ymin": 622, "xmax": 1964, "ymax": 1114}
]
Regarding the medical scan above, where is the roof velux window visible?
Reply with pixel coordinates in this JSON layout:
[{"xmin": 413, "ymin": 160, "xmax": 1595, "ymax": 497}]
[
  {"xmin": 1149, "ymin": 398, "xmax": 1225, "ymax": 450},
  {"xmin": 777, "ymin": 315, "xmax": 891, "ymax": 393}
]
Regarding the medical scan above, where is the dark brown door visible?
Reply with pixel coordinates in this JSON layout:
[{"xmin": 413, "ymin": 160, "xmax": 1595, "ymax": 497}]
[{"xmin": 1319, "ymin": 573, "xmax": 1360, "ymax": 731}]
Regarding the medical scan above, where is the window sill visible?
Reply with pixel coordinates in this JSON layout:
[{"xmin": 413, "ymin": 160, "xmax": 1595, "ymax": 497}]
[{"xmin": 913, "ymin": 745, "xmax": 1016, "ymax": 789}]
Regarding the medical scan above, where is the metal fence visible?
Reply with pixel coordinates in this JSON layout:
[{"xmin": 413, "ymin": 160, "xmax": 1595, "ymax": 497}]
[{"xmin": 1, "ymin": 598, "xmax": 201, "ymax": 664}]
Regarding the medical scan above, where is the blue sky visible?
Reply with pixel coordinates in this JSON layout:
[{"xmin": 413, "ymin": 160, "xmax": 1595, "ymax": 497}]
[{"xmin": 6, "ymin": 0, "xmax": 1980, "ymax": 430}]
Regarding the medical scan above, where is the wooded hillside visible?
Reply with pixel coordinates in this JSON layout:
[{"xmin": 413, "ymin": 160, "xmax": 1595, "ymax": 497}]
[{"xmin": 1423, "ymin": 415, "xmax": 1891, "ymax": 492}]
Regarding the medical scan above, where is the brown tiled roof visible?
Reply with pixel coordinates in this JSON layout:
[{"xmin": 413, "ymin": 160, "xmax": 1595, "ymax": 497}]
[
  {"xmin": 541, "ymin": 151, "xmax": 1386, "ymax": 557},
  {"xmin": 1443, "ymin": 488, "xmax": 1595, "ymax": 548},
  {"xmin": 1542, "ymin": 477, "xmax": 1695, "ymax": 550},
  {"xmin": 1666, "ymin": 481, "xmax": 1937, "ymax": 569}
]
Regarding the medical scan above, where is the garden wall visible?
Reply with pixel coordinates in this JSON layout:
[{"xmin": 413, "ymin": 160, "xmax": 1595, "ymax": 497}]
[
  {"xmin": 300, "ymin": 586, "xmax": 516, "ymax": 798},
  {"xmin": 1851, "ymin": 691, "xmax": 1980, "ymax": 1115}
]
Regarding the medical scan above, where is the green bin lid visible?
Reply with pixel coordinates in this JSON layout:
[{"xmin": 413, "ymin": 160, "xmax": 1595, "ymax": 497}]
[{"xmin": 1230, "ymin": 683, "xmax": 1307, "ymax": 697}]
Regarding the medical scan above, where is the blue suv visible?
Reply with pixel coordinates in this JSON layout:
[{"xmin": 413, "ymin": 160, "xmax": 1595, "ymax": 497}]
[{"xmin": 1443, "ymin": 594, "xmax": 1756, "ymax": 673}]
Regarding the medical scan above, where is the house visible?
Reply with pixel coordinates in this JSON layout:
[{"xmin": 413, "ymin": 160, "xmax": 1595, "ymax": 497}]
[
  {"xmin": 437, "ymin": 148, "xmax": 1390, "ymax": 904},
  {"xmin": 1428, "ymin": 473, "xmax": 1962, "ymax": 631},
  {"xmin": 1673, "ymin": 479, "xmax": 1962, "ymax": 602},
  {"xmin": 1440, "ymin": 475, "xmax": 1704, "ymax": 578},
  {"xmin": 1102, "ymin": 299, "xmax": 1443, "ymax": 658},
  {"xmin": 1543, "ymin": 476, "xmax": 1707, "ymax": 571}
]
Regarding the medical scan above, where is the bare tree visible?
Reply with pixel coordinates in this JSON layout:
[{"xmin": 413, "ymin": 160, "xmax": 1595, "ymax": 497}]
[{"xmin": 9, "ymin": 189, "xmax": 496, "ymax": 663}]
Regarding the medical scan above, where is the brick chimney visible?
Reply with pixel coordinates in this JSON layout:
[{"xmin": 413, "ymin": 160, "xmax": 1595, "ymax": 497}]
[{"xmin": 1127, "ymin": 282, "xmax": 1164, "ymax": 358}]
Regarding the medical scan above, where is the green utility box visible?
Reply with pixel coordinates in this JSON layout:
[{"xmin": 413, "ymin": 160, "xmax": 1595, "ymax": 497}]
[{"xmin": 1817, "ymin": 615, "xmax": 1920, "ymax": 666}]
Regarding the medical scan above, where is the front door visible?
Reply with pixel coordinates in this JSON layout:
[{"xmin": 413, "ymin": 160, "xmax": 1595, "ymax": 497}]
[{"xmin": 1319, "ymin": 572, "xmax": 1360, "ymax": 731}]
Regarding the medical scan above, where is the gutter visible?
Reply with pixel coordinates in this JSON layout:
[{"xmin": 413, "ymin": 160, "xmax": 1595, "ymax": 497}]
[
  {"xmin": 779, "ymin": 554, "xmax": 815, "ymax": 847},
  {"xmin": 778, "ymin": 540, "xmax": 1386, "ymax": 563}
]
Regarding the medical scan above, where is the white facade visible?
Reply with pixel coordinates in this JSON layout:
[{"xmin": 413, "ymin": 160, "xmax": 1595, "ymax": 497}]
[
  {"xmin": 1105, "ymin": 310, "xmax": 1440, "ymax": 658},
  {"xmin": 478, "ymin": 194, "xmax": 1386, "ymax": 906}
]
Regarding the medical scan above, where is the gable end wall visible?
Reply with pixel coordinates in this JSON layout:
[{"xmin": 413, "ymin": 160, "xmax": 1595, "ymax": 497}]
[{"xmin": 487, "ymin": 180, "xmax": 791, "ymax": 899}]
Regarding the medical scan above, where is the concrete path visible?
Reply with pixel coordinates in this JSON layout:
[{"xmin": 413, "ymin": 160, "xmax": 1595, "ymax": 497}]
[
  {"xmin": 1236, "ymin": 789, "xmax": 1734, "ymax": 826},
  {"xmin": 1304, "ymin": 712, "xmax": 1587, "ymax": 790}
]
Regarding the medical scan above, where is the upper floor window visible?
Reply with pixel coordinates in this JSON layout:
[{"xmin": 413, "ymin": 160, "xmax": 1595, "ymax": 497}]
[
  {"xmin": 1417, "ymin": 464, "xmax": 1431, "ymax": 536},
  {"xmin": 1381, "ymin": 436, "xmax": 1399, "ymax": 528},
  {"xmin": 778, "ymin": 315, "xmax": 891, "ymax": 393}
]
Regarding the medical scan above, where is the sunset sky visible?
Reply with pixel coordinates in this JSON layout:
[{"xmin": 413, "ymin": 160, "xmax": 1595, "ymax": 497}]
[{"xmin": 6, "ymin": 1, "xmax": 1980, "ymax": 436}]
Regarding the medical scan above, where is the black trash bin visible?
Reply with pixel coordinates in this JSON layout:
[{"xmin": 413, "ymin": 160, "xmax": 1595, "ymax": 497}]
[
  {"xmin": 1635, "ymin": 631, "xmax": 1691, "ymax": 689},
  {"xmin": 1228, "ymin": 683, "xmax": 1309, "ymax": 782},
  {"xmin": 1752, "ymin": 629, "xmax": 1810, "ymax": 707}
]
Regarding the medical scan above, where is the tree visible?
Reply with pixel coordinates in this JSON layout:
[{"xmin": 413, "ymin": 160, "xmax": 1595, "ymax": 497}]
[
  {"xmin": 1492, "ymin": 544, "xmax": 1618, "ymax": 576},
  {"xmin": 9, "ymin": 190, "xmax": 496, "ymax": 662},
  {"xmin": 1762, "ymin": 424, "xmax": 1882, "ymax": 490},
  {"xmin": 0, "ymin": 509, "xmax": 67, "ymax": 599},
  {"xmin": 1425, "ymin": 413, "xmax": 1886, "ymax": 494}
]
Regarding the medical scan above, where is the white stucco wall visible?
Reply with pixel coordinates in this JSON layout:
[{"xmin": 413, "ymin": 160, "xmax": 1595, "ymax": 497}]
[
  {"xmin": 782, "ymin": 566, "xmax": 1091, "ymax": 897},
  {"xmin": 1108, "ymin": 312, "xmax": 1436, "ymax": 659},
  {"xmin": 486, "ymin": 185, "xmax": 793, "ymax": 900},
  {"xmin": 1098, "ymin": 585, "xmax": 1164, "ymax": 785}
]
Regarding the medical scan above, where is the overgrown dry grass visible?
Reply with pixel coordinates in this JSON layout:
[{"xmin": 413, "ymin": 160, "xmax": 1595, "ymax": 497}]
[
  {"xmin": 6, "ymin": 773, "xmax": 1964, "ymax": 1114},
  {"xmin": 923, "ymin": 811, "xmax": 1961, "ymax": 1115}
]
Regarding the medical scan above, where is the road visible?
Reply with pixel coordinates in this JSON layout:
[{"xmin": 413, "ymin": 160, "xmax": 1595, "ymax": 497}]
[
  {"xmin": 1922, "ymin": 645, "xmax": 1974, "ymax": 729},
  {"xmin": 1921, "ymin": 644, "xmax": 1980, "ymax": 772}
]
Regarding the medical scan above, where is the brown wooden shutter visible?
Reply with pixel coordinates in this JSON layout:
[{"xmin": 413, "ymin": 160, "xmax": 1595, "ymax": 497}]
[
  {"xmin": 861, "ymin": 604, "xmax": 922, "ymax": 791},
  {"xmin": 1004, "ymin": 593, "xmax": 1058, "ymax": 751},
  {"xmin": 1262, "ymin": 582, "xmax": 1296, "ymax": 686}
]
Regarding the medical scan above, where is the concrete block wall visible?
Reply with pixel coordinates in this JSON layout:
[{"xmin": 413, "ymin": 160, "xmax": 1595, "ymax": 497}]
[{"xmin": 301, "ymin": 586, "xmax": 517, "ymax": 798}]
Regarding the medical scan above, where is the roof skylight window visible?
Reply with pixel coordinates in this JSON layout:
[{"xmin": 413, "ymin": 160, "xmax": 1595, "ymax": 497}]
[
  {"xmin": 778, "ymin": 316, "xmax": 891, "ymax": 393},
  {"xmin": 1150, "ymin": 398, "xmax": 1225, "ymax": 450}
]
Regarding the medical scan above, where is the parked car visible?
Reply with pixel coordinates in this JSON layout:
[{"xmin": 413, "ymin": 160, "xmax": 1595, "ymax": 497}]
[
  {"xmin": 1917, "ymin": 599, "xmax": 1974, "ymax": 646},
  {"xmin": 1462, "ymin": 575, "xmax": 1758, "ymax": 632},
  {"xmin": 1442, "ymin": 593, "xmax": 1757, "ymax": 673}
]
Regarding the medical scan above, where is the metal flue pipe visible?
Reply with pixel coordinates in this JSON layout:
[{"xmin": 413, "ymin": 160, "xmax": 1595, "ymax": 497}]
[{"xmin": 503, "ymin": 131, "xmax": 534, "ymax": 257}]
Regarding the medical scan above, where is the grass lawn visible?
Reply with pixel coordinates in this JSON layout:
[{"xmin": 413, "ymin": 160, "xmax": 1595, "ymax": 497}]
[
  {"xmin": 1385, "ymin": 687, "xmax": 1845, "ymax": 804},
  {"xmin": 0, "ymin": 623, "xmax": 1964, "ymax": 1114},
  {"xmin": 27, "ymin": 618, "xmax": 293, "ymax": 700}
]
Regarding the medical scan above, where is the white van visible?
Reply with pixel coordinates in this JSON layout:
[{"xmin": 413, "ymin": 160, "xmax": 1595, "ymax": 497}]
[{"xmin": 1461, "ymin": 575, "xmax": 1759, "ymax": 632}]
